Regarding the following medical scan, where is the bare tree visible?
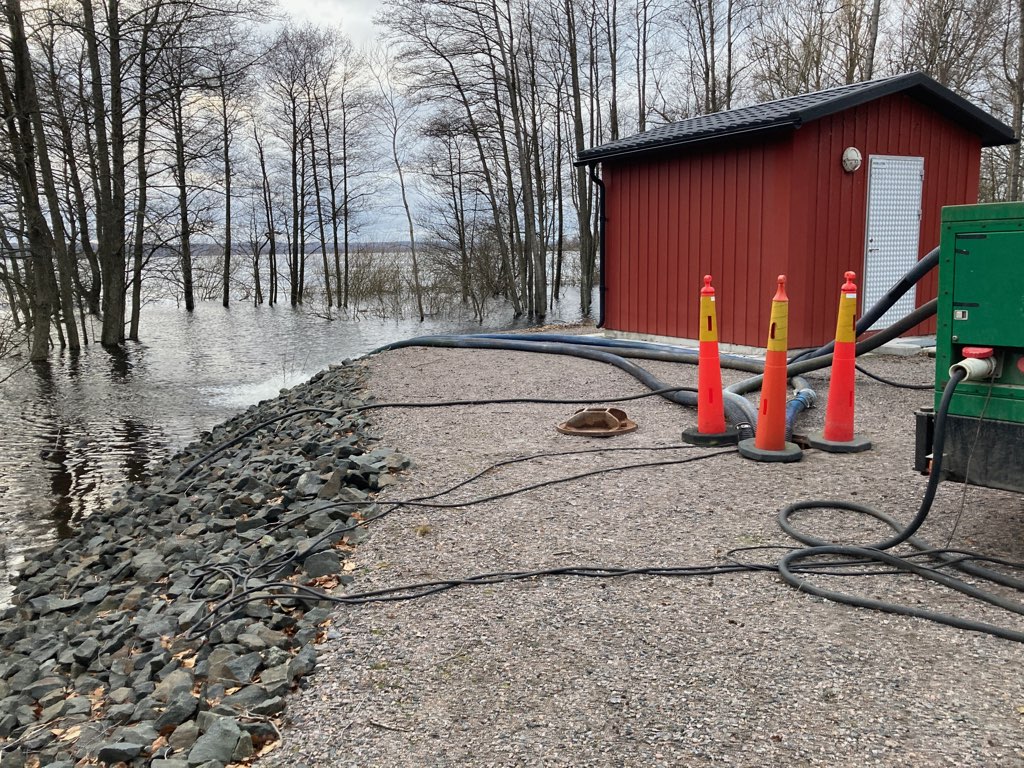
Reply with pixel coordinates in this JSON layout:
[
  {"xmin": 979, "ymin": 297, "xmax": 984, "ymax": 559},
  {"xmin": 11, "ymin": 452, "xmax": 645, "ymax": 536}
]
[{"xmin": 370, "ymin": 45, "xmax": 425, "ymax": 321}]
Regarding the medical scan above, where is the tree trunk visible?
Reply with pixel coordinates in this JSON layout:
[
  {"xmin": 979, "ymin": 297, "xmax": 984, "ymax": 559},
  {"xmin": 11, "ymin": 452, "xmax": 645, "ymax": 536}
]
[
  {"xmin": 255, "ymin": 126, "xmax": 278, "ymax": 306},
  {"xmin": 393, "ymin": 136, "xmax": 424, "ymax": 321},
  {"xmin": 172, "ymin": 96, "xmax": 194, "ymax": 312},
  {"xmin": 566, "ymin": 0, "xmax": 596, "ymax": 315},
  {"xmin": 82, "ymin": 0, "xmax": 127, "ymax": 346},
  {"xmin": 308, "ymin": 121, "xmax": 332, "ymax": 310},
  {"xmin": 221, "ymin": 80, "xmax": 233, "ymax": 308},
  {"xmin": 1010, "ymin": 0, "xmax": 1024, "ymax": 199},
  {"xmin": 129, "ymin": 13, "xmax": 154, "ymax": 341},
  {"xmin": 289, "ymin": 99, "xmax": 300, "ymax": 306}
]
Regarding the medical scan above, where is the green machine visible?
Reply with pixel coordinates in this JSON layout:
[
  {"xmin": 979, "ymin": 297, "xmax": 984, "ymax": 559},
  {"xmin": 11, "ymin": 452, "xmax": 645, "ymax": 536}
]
[{"xmin": 915, "ymin": 201, "xmax": 1024, "ymax": 494}]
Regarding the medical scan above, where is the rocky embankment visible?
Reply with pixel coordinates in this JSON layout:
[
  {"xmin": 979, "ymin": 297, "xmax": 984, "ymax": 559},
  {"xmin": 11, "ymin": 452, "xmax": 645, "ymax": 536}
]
[{"xmin": 0, "ymin": 361, "xmax": 409, "ymax": 767}]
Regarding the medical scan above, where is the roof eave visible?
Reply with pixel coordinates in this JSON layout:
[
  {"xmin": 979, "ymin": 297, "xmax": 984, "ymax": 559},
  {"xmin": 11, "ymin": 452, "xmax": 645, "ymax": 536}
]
[
  {"xmin": 573, "ymin": 120, "xmax": 797, "ymax": 166},
  {"xmin": 794, "ymin": 72, "xmax": 1016, "ymax": 147}
]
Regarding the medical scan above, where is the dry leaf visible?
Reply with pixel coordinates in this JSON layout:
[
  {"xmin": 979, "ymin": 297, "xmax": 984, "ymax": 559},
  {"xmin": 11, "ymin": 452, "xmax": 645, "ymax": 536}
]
[
  {"xmin": 51, "ymin": 725, "xmax": 81, "ymax": 740},
  {"xmin": 306, "ymin": 575, "xmax": 340, "ymax": 590},
  {"xmin": 256, "ymin": 740, "xmax": 280, "ymax": 757}
]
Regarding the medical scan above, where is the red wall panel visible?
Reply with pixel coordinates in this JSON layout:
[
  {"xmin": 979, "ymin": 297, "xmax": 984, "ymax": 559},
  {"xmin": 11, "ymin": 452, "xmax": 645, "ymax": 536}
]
[
  {"xmin": 602, "ymin": 92, "xmax": 983, "ymax": 347},
  {"xmin": 788, "ymin": 93, "xmax": 982, "ymax": 342}
]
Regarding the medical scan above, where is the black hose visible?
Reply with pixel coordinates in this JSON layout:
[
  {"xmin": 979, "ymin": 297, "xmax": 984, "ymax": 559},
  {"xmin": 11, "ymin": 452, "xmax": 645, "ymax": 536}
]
[
  {"xmin": 186, "ymin": 447, "xmax": 737, "ymax": 636},
  {"xmin": 791, "ymin": 246, "xmax": 939, "ymax": 364},
  {"xmin": 727, "ymin": 299, "xmax": 938, "ymax": 396},
  {"xmin": 855, "ymin": 362, "xmax": 932, "ymax": 390},
  {"xmin": 183, "ymin": 364, "xmax": 1024, "ymax": 643},
  {"xmin": 779, "ymin": 366, "xmax": 964, "ymax": 552},
  {"xmin": 772, "ymin": 367, "xmax": 1024, "ymax": 640},
  {"xmin": 175, "ymin": 408, "xmax": 335, "ymax": 482},
  {"xmin": 174, "ymin": 388, "xmax": 700, "ymax": 483},
  {"xmin": 778, "ymin": 545, "xmax": 1024, "ymax": 642},
  {"xmin": 373, "ymin": 335, "xmax": 758, "ymax": 425}
]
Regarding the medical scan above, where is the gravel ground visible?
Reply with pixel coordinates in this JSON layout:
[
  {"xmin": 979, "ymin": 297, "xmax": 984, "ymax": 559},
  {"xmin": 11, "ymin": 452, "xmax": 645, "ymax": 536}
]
[{"xmin": 266, "ymin": 337, "xmax": 1024, "ymax": 767}]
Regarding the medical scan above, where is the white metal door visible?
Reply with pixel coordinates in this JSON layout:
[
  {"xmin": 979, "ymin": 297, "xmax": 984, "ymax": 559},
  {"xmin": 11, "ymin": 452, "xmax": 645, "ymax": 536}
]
[{"xmin": 863, "ymin": 155, "xmax": 924, "ymax": 330}]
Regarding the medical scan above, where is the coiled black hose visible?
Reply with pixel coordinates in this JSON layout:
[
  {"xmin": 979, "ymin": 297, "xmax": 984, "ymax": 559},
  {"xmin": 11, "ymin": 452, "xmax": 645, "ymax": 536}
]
[
  {"xmin": 779, "ymin": 366, "xmax": 965, "ymax": 553},
  {"xmin": 774, "ymin": 367, "xmax": 1024, "ymax": 641}
]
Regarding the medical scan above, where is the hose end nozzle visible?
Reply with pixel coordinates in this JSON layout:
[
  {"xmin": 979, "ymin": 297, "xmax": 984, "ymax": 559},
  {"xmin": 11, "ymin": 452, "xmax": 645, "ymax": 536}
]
[{"xmin": 950, "ymin": 350, "xmax": 996, "ymax": 382}]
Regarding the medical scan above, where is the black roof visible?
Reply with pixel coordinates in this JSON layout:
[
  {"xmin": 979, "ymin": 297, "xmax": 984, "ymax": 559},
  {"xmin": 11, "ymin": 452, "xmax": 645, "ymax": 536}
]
[{"xmin": 576, "ymin": 72, "xmax": 1016, "ymax": 165}]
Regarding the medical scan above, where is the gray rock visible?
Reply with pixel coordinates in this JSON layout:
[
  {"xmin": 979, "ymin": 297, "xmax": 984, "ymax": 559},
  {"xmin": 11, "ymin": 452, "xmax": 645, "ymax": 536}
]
[
  {"xmin": 109, "ymin": 687, "xmax": 135, "ymax": 705},
  {"xmin": 63, "ymin": 697, "xmax": 91, "ymax": 717},
  {"xmin": 317, "ymin": 469, "xmax": 344, "ymax": 498},
  {"xmin": 0, "ymin": 714, "xmax": 18, "ymax": 738},
  {"xmin": 154, "ymin": 690, "xmax": 198, "ymax": 731},
  {"xmin": 302, "ymin": 550, "xmax": 341, "ymax": 578},
  {"xmin": 204, "ymin": 647, "xmax": 238, "ymax": 683},
  {"xmin": 225, "ymin": 652, "xmax": 263, "ymax": 683},
  {"xmin": 294, "ymin": 471, "xmax": 323, "ymax": 496},
  {"xmin": 154, "ymin": 669, "xmax": 193, "ymax": 703},
  {"xmin": 72, "ymin": 638, "xmax": 100, "ymax": 665},
  {"xmin": 232, "ymin": 730, "xmax": 254, "ymax": 761},
  {"xmin": 29, "ymin": 596, "xmax": 82, "ymax": 616},
  {"xmin": 235, "ymin": 516, "xmax": 267, "ymax": 533},
  {"xmin": 80, "ymin": 585, "xmax": 110, "ymax": 604},
  {"xmin": 117, "ymin": 721, "xmax": 159, "ymax": 746},
  {"xmin": 105, "ymin": 703, "xmax": 136, "ymax": 724},
  {"xmin": 96, "ymin": 742, "xmax": 142, "ymax": 764},
  {"xmin": 236, "ymin": 632, "xmax": 267, "ymax": 651},
  {"xmin": 220, "ymin": 684, "xmax": 271, "ymax": 711},
  {"xmin": 168, "ymin": 719, "xmax": 200, "ymax": 751},
  {"xmin": 259, "ymin": 664, "xmax": 292, "ymax": 697},
  {"xmin": 250, "ymin": 695, "xmax": 285, "ymax": 716},
  {"xmin": 39, "ymin": 699, "xmax": 66, "ymax": 722},
  {"xmin": 288, "ymin": 646, "xmax": 317, "ymax": 679},
  {"xmin": 27, "ymin": 677, "xmax": 65, "ymax": 701},
  {"xmin": 187, "ymin": 717, "xmax": 241, "ymax": 766}
]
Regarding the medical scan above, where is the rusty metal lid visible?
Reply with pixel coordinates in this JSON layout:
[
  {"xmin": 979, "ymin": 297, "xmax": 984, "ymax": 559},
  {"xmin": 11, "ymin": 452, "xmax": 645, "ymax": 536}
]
[{"xmin": 556, "ymin": 407, "xmax": 638, "ymax": 437}]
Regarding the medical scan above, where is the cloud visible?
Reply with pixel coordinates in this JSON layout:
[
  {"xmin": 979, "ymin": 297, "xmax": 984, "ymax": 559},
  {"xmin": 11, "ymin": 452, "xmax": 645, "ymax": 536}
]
[{"xmin": 276, "ymin": 0, "xmax": 382, "ymax": 43}]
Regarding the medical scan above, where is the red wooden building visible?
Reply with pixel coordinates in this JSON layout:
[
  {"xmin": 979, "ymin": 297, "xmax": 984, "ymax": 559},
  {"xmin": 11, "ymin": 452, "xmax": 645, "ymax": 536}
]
[{"xmin": 576, "ymin": 72, "xmax": 1016, "ymax": 348}]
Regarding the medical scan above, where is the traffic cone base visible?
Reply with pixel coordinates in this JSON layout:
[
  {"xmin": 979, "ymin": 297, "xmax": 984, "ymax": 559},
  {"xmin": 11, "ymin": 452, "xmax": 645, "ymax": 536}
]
[
  {"xmin": 806, "ymin": 432, "xmax": 872, "ymax": 453},
  {"xmin": 737, "ymin": 437, "xmax": 803, "ymax": 463},
  {"xmin": 682, "ymin": 424, "xmax": 739, "ymax": 446}
]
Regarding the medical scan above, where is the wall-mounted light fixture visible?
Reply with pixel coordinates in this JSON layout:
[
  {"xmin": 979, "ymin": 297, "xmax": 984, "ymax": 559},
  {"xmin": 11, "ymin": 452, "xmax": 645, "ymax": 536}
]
[{"xmin": 842, "ymin": 147, "xmax": 863, "ymax": 173}]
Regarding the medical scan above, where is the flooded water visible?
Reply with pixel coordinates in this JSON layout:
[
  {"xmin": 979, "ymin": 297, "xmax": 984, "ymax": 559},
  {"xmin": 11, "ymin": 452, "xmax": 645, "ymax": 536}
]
[{"xmin": 0, "ymin": 297, "xmax": 592, "ymax": 588}]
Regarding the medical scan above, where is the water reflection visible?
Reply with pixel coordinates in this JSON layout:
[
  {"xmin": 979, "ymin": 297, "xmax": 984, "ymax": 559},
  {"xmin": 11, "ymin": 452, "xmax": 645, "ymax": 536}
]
[{"xmin": 0, "ymin": 297, "xmax": 592, "ymax": 594}]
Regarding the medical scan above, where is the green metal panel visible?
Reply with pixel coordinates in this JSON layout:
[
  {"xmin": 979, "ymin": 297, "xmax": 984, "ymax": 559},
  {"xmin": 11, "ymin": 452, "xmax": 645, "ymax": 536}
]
[{"xmin": 937, "ymin": 203, "xmax": 1024, "ymax": 422}]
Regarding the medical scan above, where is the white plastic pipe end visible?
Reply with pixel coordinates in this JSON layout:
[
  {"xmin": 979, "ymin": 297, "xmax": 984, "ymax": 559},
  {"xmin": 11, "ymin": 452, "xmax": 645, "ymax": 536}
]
[{"xmin": 949, "ymin": 356, "xmax": 996, "ymax": 381}]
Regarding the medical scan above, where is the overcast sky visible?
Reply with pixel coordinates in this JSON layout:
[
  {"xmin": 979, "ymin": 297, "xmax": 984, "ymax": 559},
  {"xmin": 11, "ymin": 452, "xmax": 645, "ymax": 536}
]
[{"xmin": 278, "ymin": 0, "xmax": 383, "ymax": 43}]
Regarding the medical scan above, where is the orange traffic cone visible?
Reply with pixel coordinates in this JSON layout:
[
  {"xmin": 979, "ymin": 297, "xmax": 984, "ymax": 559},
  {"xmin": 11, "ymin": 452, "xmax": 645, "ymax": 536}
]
[
  {"xmin": 683, "ymin": 275, "xmax": 738, "ymax": 446},
  {"xmin": 809, "ymin": 271, "xmax": 872, "ymax": 453},
  {"xmin": 738, "ymin": 275, "xmax": 803, "ymax": 463}
]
